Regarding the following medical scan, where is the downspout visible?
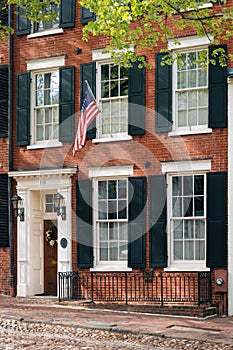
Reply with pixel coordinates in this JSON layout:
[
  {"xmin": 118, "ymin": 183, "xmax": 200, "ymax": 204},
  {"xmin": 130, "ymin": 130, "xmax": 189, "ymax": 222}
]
[{"xmin": 8, "ymin": 3, "xmax": 15, "ymax": 297}]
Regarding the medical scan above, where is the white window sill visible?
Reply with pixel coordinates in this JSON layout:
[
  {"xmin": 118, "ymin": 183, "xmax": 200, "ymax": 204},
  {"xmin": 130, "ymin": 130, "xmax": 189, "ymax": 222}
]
[
  {"xmin": 92, "ymin": 135, "xmax": 132, "ymax": 143},
  {"xmin": 28, "ymin": 28, "xmax": 64, "ymax": 39},
  {"xmin": 169, "ymin": 128, "xmax": 212, "ymax": 137},
  {"xmin": 165, "ymin": 265, "xmax": 210, "ymax": 272},
  {"xmin": 27, "ymin": 141, "xmax": 63, "ymax": 150},
  {"xmin": 90, "ymin": 266, "xmax": 132, "ymax": 272}
]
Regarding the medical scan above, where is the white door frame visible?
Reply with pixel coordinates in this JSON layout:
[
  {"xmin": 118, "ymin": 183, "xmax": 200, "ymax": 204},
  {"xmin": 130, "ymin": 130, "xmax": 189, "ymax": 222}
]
[{"xmin": 9, "ymin": 167, "xmax": 77, "ymax": 297}]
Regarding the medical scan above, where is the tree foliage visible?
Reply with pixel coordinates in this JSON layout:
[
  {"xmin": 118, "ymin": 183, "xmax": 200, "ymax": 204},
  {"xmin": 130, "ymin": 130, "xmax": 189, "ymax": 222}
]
[{"xmin": 0, "ymin": 0, "xmax": 232, "ymax": 66}]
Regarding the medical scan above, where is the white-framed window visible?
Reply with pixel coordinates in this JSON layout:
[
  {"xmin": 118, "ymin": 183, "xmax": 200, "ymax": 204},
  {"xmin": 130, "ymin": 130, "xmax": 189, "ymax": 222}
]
[
  {"xmin": 168, "ymin": 173, "xmax": 206, "ymax": 269},
  {"xmin": 31, "ymin": 69, "xmax": 59, "ymax": 146},
  {"xmin": 33, "ymin": 3, "xmax": 60, "ymax": 33},
  {"xmin": 45, "ymin": 193, "xmax": 58, "ymax": 213},
  {"xmin": 174, "ymin": 49, "xmax": 208, "ymax": 131},
  {"xmin": 95, "ymin": 178, "xmax": 128, "ymax": 268},
  {"xmin": 96, "ymin": 62, "xmax": 129, "ymax": 139}
]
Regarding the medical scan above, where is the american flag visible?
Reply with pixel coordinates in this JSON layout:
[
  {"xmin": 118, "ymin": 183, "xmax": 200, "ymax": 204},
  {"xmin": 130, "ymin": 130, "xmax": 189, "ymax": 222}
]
[{"xmin": 73, "ymin": 87, "xmax": 100, "ymax": 156}]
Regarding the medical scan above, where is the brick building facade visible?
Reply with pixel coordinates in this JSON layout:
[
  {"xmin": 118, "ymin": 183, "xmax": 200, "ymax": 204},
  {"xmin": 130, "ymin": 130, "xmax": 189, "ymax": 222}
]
[{"xmin": 0, "ymin": 1, "xmax": 231, "ymax": 315}]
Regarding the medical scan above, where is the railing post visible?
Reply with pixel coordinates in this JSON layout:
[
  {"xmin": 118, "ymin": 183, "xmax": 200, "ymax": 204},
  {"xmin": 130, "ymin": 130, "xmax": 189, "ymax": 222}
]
[
  {"xmin": 160, "ymin": 272, "xmax": 163, "ymax": 306},
  {"xmin": 91, "ymin": 272, "xmax": 94, "ymax": 303},
  {"xmin": 58, "ymin": 272, "xmax": 61, "ymax": 302},
  {"xmin": 125, "ymin": 272, "xmax": 128, "ymax": 305}
]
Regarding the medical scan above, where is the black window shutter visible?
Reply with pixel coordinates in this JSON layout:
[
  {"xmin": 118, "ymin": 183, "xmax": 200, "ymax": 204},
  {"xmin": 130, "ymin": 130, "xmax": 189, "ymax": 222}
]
[
  {"xmin": 207, "ymin": 172, "xmax": 227, "ymax": 268},
  {"xmin": 149, "ymin": 175, "xmax": 167, "ymax": 267},
  {"xmin": 0, "ymin": 65, "xmax": 8, "ymax": 137},
  {"xmin": 59, "ymin": 66, "xmax": 75, "ymax": 142},
  {"xmin": 17, "ymin": 7, "xmax": 31, "ymax": 35},
  {"xmin": 0, "ymin": 5, "xmax": 8, "ymax": 26},
  {"xmin": 128, "ymin": 177, "xmax": 146, "ymax": 268},
  {"xmin": 128, "ymin": 62, "xmax": 145, "ymax": 135},
  {"xmin": 76, "ymin": 179, "xmax": 93, "ymax": 268},
  {"xmin": 209, "ymin": 45, "xmax": 227, "ymax": 129},
  {"xmin": 155, "ymin": 53, "xmax": 172, "ymax": 133},
  {"xmin": 80, "ymin": 62, "xmax": 96, "ymax": 139},
  {"xmin": 0, "ymin": 174, "xmax": 9, "ymax": 247},
  {"xmin": 80, "ymin": 6, "xmax": 96, "ymax": 24},
  {"xmin": 60, "ymin": 0, "xmax": 75, "ymax": 28},
  {"xmin": 16, "ymin": 72, "xmax": 30, "ymax": 146}
]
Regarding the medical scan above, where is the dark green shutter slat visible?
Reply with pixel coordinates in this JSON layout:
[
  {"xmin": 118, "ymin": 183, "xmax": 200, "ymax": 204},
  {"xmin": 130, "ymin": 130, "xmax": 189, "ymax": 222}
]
[
  {"xmin": 80, "ymin": 62, "xmax": 96, "ymax": 139},
  {"xmin": 17, "ymin": 7, "xmax": 30, "ymax": 35},
  {"xmin": 0, "ymin": 65, "xmax": 8, "ymax": 137},
  {"xmin": 0, "ymin": 6, "xmax": 8, "ymax": 26},
  {"xmin": 16, "ymin": 72, "xmax": 30, "ymax": 146},
  {"xmin": 155, "ymin": 53, "xmax": 172, "ymax": 133},
  {"xmin": 209, "ymin": 45, "xmax": 227, "ymax": 128},
  {"xmin": 59, "ymin": 66, "xmax": 75, "ymax": 142},
  {"xmin": 207, "ymin": 172, "xmax": 227, "ymax": 268},
  {"xmin": 60, "ymin": 0, "xmax": 75, "ymax": 28},
  {"xmin": 0, "ymin": 174, "xmax": 9, "ymax": 247},
  {"xmin": 128, "ymin": 62, "xmax": 145, "ymax": 135},
  {"xmin": 149, "ymin": 175, "xmax": 167, "ymax": 267},
  {"xmin": 128, "ymin": 177, "xmax": 146, "ymax": 268},
  {"xmin": 80, "ymin": 6, "xmax": 96, "ymax": 24},
  {"xmin": 76, "ymin": 180, "xmax": 93, "ymax": 268}
]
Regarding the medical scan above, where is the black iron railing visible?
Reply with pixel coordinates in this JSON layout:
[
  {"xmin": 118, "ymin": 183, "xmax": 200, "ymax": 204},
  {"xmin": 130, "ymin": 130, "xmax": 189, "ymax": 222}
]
[{"xmin": 58, "ymin": 270, "xmax": 212, "ymax": 305}]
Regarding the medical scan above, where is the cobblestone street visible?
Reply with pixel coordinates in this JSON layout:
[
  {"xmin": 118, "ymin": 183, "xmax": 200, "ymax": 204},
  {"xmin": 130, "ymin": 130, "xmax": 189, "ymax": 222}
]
[
  {"xmin": 0, "ymin": 318, "xmax": 231, "ymax": 350},
  {"xmin": 0, "ymin": 296, "xmax": 233, "ymax": 349}
]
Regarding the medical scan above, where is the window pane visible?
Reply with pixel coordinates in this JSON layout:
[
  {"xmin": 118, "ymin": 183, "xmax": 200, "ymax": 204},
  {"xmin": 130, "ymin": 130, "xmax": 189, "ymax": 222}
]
[
  {"xmin": 108, "ymin": 181, "xmax": 117, "ymax": 199},
  {"xmin": 98, "ymin": 201, "xmax": 107, "ymax": 219},
  {"xmin": 174, "ymin": 241, "xmax": 183, "ymax": 260},
  {"xmin": 120, "ymin": 79, "xmax": 128, "ymax": 96},
  {"xmin": 178, "ymin": 111, "xmax": 187, "ymax": 127},
  {"xmin": 118, "ymin": 180, "xmax": 127, "ymax": 198},
  {"xmin": 101, "ymin": 64, "xmax": 109, "ymax": 81},
  {"xmin": 108, "ymin": 200, "xmax": 117, "ymax": 219},
  {"xmin": 110, "ymin": 80, "xmax": 118, "ymax": 97},
  {"xmin": 174, "ymin": 220, "xmax": 183, "ymax": 239},
  {"xmin": 100, "ymin": 241, "xmax": 108, "ymax": 261},
  {"xmin": 101, "ymin": 81, "xmax": 109, "ymax": 98},
  {"xmin": 109, "ymin": 223, "xmax": 118, "ymax": 240},
  {"xmin": 198, "ymin": 69, "xmax": 207, "ymax": 87},
  {"xmin": 188, "ymin": 110, "xmax": 197, "ymax": 126},
  {"xmin": 99, "ymin": 222, "xmax": 108, "ymax": 241},
  {"xmin": 184, "ymin": 220, "xmax": 194, "ymax": 239},
  {"xmin": 194, "ymin": 196, "xmax": 204, "ymax": 216},
  {"xmin": 45, "ymin": 125, "xmax": 51, "ymax": 140},
  {"xmin": 98, "ymin": 181, "xmax": 107, "ymax": 199},
  {"xmin": 183, "ymin": 197, "xmax": 193, "ymax": 216},
  {"xmin": 194, "ymin": 175, "xmax": 204, "ymax": 195},
  {"xmin": 119, "ymin": 222, "xmax": 127, "ymax": 240},
  {"xmin": 172, "ymin": 176, "xmax": 182, "ymax": 196},
  {"xmin": 183, "ymin": 176, "xmax": 193, "ymax": 195},
  {"xmin": 198, "ymin": 90, "xmax": 208, "ymax": 106},
  {"xmin": 119, "ymin": 244, "xmax": 128, "ymax": 260},
  {"xmin": 173, "ymin": 197, "xmax": 182, "ymax": 217},
  {"xmin": 195, "ymin": 220, "xmax": 205, "ymax": 239},
  {"xmin": 195, "ymin": 241, "xmax": 205, "ymax": 260},
  {"xmin": 36, "ymin": 126, "xmax": 43, "ymax": 141},
  {"xmin": 199, "ymin": 109, "xmax": 208, "ymax": 125},
  {"xmin": 118, "ymin": 200, "xmax": 127, "ymax": 219},
  {"xmin": 188, "ymin": 91, "xmax": 197, "ymax": 108},
  {"xmin": 187, "ymin": 70, "xmax": 196, "ymax": 88},
  {"xmin": 109, "ymin": 243, "xmax": 118, "ymax": 260},
  {"xmin": 184, "ymin": 241, "xmax": 194, "ymax": 260}
]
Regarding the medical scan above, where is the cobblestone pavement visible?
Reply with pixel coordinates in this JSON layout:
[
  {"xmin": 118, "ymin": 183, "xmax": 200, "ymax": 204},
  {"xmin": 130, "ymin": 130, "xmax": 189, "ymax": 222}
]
[
  {"xmin": 0, "ymin": 296, "xmax": 233, "ymax": 349},
  {"xmin": 0, "ymin": 318, "xmax": 231, "ymax": 350}
]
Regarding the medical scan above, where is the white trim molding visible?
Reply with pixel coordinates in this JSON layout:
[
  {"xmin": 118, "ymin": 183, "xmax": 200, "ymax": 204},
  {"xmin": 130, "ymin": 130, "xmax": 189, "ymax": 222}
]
[
  {"xmin": 161, "ymin": 159, "xmax": 212, "ymax": 174},
  {"xmin": 89, "ymin": 164, "xmax": 134, "ymax": 178},
  {"xmin": 26, "ymin": 55, "xmax": 65, "ymax": 71}
]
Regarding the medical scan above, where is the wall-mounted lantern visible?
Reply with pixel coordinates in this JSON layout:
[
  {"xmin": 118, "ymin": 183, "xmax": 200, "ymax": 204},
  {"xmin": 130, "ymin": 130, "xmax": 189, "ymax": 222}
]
[
  {"xmin": 53, "ymin": 193, "xmax": 66, "ymax": 221},
  {"xmin": 11, "ymin": 194, "xmax": 24, "ymax": 222}
]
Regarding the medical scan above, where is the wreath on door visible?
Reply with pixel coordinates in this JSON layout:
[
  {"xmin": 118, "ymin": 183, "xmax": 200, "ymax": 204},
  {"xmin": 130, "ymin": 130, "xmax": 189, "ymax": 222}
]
[{"xmin": 45, "ymin": 225, "xmax": 58, "ymax": 248}]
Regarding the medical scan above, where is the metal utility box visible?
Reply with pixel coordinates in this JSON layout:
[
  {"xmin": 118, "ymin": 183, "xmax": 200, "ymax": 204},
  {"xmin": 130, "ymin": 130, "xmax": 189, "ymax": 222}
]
[{"xmin": 214, "ymin": 269, "xmax": 228, "ymax": 293}]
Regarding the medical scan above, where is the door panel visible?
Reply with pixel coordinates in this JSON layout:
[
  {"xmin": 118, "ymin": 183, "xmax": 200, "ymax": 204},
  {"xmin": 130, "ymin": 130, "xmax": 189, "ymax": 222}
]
[{"xmin": 44, "ymin": 220, "xmax": 58, "ymax": 294}]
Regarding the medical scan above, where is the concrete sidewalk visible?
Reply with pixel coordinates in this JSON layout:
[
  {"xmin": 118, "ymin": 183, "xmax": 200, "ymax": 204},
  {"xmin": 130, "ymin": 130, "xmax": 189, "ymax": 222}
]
[{"xmin": 0, "ymin": 295, "xmax": 233, "ymax": 347}]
